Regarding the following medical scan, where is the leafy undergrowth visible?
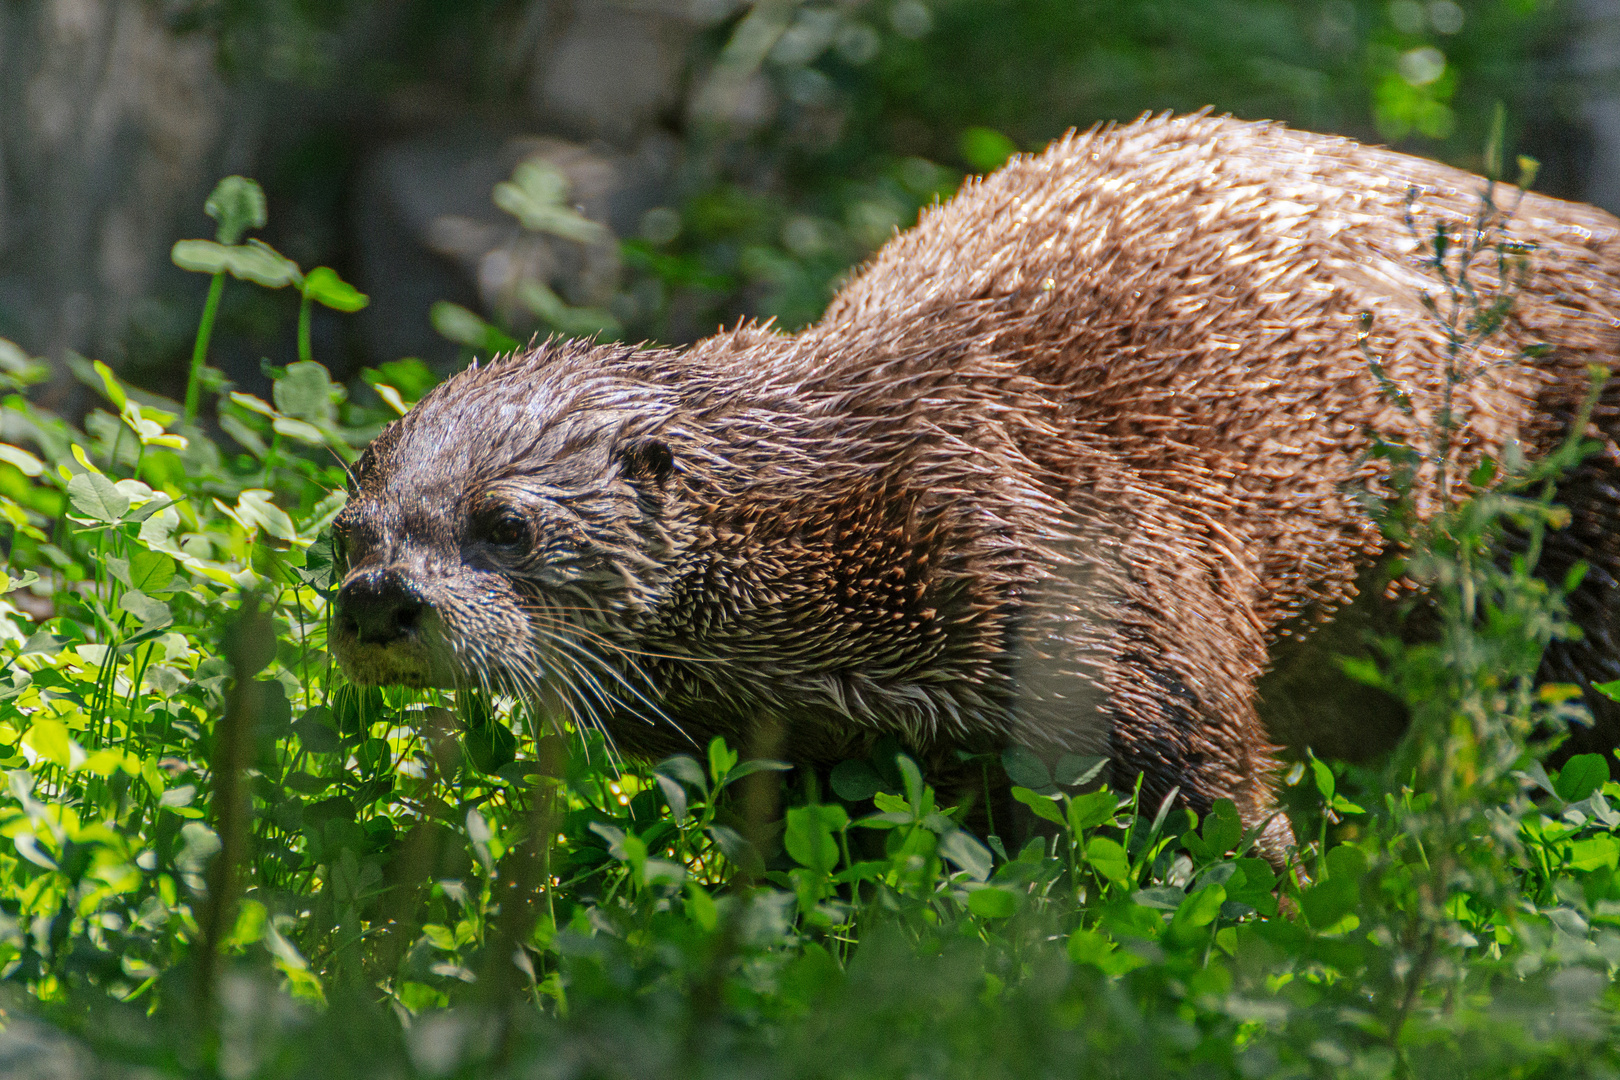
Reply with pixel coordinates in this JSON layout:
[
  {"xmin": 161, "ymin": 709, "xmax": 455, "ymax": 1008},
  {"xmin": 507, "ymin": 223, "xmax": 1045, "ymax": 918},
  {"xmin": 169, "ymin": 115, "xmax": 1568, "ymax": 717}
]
[{"xmin": 0, "ymin": 177, "xmax": 1618, "ymax": 1079}]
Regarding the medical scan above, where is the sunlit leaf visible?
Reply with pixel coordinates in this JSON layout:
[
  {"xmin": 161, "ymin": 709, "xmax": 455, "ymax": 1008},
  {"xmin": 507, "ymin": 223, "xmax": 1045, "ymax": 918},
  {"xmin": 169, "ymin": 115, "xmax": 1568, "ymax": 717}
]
[
  {"xmin": 1084, "ymin": 837, "xmax": 1130, "ymax": 884},
  {"xmin": 66, "ymin": 471, "xmax": 130, "ymax": 523},
  {"xmin": 302, "ymin": 266, "xmax": 369, "ymax": 312},
  {"xmin": 965, "ymin": 885, "xmax": 1019, "ymax": 919},
  {"xmin": 1555, "ymin": 754, "xmax": 1608, "ymax": 804},
  {"xmin": 1010, "ymin": 785, "xmax": 1065, "ymax": 826}
]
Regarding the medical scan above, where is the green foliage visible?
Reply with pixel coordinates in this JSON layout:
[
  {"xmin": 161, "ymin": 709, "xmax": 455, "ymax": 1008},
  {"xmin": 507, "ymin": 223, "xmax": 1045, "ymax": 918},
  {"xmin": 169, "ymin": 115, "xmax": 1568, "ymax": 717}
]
[
  {"xmin": 5, "ymin": 28, "xmax": 1620, "ymax": 1075},
  {"xmin": 0, "ymin": 173, "xmax": 1615, "ymax": 1079},
  {"xmin": 620, "ymin": 0, "xmax": 1565, "ymax": 337}
]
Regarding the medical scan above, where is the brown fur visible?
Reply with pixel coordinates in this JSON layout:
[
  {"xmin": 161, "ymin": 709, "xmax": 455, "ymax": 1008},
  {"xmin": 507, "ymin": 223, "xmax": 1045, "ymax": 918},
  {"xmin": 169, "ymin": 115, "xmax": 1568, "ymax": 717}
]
[{"xmin": 332, "ymin": 114, "xmax": 1620, "ymax": 864}]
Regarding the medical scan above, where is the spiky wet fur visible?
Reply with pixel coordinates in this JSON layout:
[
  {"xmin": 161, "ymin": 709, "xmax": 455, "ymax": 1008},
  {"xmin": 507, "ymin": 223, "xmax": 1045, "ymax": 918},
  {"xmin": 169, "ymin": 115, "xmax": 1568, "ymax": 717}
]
[{"xmin": 332, "ymin": 114, "xmax": 1620, "ymax": 865}]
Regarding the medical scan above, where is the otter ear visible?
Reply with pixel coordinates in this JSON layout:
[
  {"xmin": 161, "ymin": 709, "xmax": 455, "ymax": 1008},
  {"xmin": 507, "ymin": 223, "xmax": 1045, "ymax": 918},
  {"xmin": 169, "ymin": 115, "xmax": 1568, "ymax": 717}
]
[{"xmin": 619, "ymin": 437, "xmax": 674, "ymax": 484}]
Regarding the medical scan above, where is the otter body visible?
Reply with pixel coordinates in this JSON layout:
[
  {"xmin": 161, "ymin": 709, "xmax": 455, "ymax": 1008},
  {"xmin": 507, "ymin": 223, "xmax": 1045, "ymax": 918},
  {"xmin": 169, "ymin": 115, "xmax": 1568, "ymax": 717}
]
[{"xmin": 333, "ymin": 114, "xmax": 1620, "ymax": 861}]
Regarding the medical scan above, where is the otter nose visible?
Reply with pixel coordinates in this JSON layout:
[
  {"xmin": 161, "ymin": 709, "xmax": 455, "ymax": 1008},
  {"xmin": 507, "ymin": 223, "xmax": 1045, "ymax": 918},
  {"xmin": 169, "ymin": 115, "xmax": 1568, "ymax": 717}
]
[{"xmin": 336, "ymin": 570, "xmax": 425, "ymax": 646}]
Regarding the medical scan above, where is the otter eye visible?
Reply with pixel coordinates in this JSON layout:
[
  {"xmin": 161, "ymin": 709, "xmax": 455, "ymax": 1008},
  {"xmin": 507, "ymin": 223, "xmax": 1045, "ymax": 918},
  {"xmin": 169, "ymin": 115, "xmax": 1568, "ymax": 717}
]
[{"xmin": 478, "ymin": 510, "xmax": 528, "ymax": 549}]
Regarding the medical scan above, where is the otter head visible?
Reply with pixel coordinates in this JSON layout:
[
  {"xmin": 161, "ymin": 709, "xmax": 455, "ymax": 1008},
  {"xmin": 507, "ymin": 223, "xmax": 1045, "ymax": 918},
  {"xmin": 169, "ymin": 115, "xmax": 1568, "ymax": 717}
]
[{"xmin": 329, "ymin": 343, "xmax": 681, "ymax": 699}]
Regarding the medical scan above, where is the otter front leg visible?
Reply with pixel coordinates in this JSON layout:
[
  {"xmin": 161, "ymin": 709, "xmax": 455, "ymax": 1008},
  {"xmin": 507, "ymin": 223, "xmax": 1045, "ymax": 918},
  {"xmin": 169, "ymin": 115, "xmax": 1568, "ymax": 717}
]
[{"xmin": 1107, "ymin": 653, "xmax": 1297, "ymax": 868}]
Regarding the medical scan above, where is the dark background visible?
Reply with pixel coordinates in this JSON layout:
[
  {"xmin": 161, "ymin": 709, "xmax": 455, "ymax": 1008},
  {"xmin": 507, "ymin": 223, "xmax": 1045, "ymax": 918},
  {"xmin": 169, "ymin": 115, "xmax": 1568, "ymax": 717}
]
[{"xmin": 1, "ymin": 0, "xmax": 1615, "ymax": 408}]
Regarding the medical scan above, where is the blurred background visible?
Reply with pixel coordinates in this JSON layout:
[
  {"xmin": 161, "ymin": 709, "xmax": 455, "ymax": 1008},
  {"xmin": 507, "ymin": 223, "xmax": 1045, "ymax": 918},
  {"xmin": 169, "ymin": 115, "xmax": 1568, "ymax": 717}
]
[{"xmin": 1, "ymin": 0, "xmax": 1616, "ymax": 409}]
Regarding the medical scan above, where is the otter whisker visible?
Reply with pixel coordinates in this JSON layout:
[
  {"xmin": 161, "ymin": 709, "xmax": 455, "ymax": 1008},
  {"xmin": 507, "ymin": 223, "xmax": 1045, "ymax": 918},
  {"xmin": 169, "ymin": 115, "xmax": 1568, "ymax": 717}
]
[
  {"xmin": 543, "ymin": 631, "xmax": 694, "ymax": 748},
  {"xmin": 523, "ymin": 610, "xmax": 725, "ymax": 666},
  {"xmin": 519, "ymin": 650, "xmax": 622, "ymax": 766},
  {"xmin": 512, "ymin": 601, "xmax": 690, "ymax": 736}
]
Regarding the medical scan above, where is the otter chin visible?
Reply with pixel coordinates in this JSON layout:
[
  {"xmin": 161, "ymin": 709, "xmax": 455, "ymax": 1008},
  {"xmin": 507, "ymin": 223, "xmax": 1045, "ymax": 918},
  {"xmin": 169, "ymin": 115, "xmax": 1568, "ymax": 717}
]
[{"xmin": 331, "ymin": 113, "xmax": 1620, "ymax": 866}]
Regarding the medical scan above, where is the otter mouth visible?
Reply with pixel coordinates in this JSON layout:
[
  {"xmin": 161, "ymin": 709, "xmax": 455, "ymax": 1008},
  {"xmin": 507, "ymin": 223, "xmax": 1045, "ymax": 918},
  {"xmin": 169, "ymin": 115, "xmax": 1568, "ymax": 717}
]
[
  {"xmin": 331, "ymin": 636, "xmax": 453, "ymax": 688},
  {"xmin": 330, "ymin": 615, "xmax": 460, "ymax": 689}
]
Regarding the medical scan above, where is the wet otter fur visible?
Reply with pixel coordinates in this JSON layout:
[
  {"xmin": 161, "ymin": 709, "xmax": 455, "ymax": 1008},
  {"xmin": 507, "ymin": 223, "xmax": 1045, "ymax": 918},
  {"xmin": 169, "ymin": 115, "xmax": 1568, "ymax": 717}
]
[{"xmin": 332, "ymin": 113, "xmax": 1620, "ymax": 864}]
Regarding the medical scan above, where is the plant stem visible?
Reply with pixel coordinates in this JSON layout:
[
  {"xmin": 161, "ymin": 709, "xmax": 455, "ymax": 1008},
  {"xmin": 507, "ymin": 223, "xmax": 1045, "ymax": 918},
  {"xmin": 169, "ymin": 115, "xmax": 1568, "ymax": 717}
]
[
  {"xmin": 297, "ymin": 290, "xmax": 314, "ymax": 366},
  {"xmin": 185, "ymin": 272, "xmax": 226, "ymax": 425}
]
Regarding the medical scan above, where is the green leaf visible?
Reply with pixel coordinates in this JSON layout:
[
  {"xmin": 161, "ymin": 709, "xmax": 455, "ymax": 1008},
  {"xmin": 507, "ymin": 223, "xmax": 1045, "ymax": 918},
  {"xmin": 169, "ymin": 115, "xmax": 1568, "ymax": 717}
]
[
  {"xmin": 1555, "ymin": 754, "xmax": 1609, "ymax": 803},
  {"xmin": 1300, "ymin": 877, "xmax": 1357, "ymax": 931},
  {"xmin": 25, "ymin": 717, "xmax": 75, "ymax": 769},
  {"xmin": 171, "ymin": 240, "xmax": 300, "ymax": 288},
  {"xmin": 1010, "ymin": 785, "xmax": 1065, "ymax": 826},
  {"xmin": 1594, "ymin": 679, "xmax": 1620, "ymax": 703},
  {"xmin": 1172, "ymin": 883, "xmax": 1226, "ymax": 930},
  {"xmin": 1183, "ymin": 798, "xmax": 1243, "ymax": 861},
  {"xmin": 1301, "ymin": 845, "xmax": 1368, "ymax": 930},
  {"xmin": 430, "ymin": 301, "xmax": 520, "ymax": 354},
  {"xmin": 273, "ymin": 361, "xmax": 338, "ymax": 423},
  {"xmin": 686, "ymin": 883, "xmax": 719, "ymax": 931},
  {"xmin": 117, "ymin": 591, "xmax": 171, "ymax": 629},
  {"xmin": 493, "ymin": 160, "xmax": 610, "ymax": 244},
  {"xmin": 1133, "ymin": 885, "xmax": 1185, "ymax": 910},
  {"xmin": 357, "ymin": 737, "xmax": 391, "ymax": 773},
  {"xmin": 219, "ymin": 414, "xmax": 268, "ymax": 458},
  {"xmin": 127, "ymin": 551, "xmax": 177, "ymax": 594},
  {"xmin": 938, "ymin": 829, "xmax": 992, "ymax": 881},
  {"xmin": 67, "ymin": 471, "xmax": 130, "ymax": 523},
  {"xmin": 0, "ymin": 442, "xmax": 43, "ymax": 477},
  {"xmin": 642, "ymin": 858, "xmax": 686, "ymax": 887},
  {"xmin": 292, "ymin": 708, "xmax": 342, "ymax": 755},
  {"xmin": 706, "ymin": 823, "xmax": 762, "ymax": 878},
  {"xmin": 721, "ymin": 758, "xmax": 794, "ymax": 787},
  {"xmin": 91, "ymin": 359, "xmax": 127, "ymax": 410},
  {"xmin": 1053, "ymin": 754, "xmax": 1107, "ymax": 787},
  {"xmin": 784, "ymin": 805, "xmax": 841, "ymax": 874},
  {"xmin": 1310, "ymin": 755, "xmax": 1336, "ymax": 800},
  {"xmin": 655, "ymin": 754, "xmax": 708, "ymax": 795},
  {"xmin": 103, "ymin": 554, "xmax": 132, "ymax": 588},
  {"xmin": 852, "ymin": 812, "xmax": 911, "ymax": 829},
  {"xmin": 966, "ymin": 885, "xmax": 1019, "ymax": 919},
  {"xmin": 229, "ymin": 392, "xmax": 279, "ymax": 419},
  {"xmin": 895, "ymin": 753, "xmax": 925, "ymax": 809},
  {"xmin": 272, "ymin": 417, "xmax": 326, "ymax": 446},
  {"xmin": 301, "ymin": 266, "xmax": 369, "ymax": 312},
  {"xmin": 1325, "ymin": 843, "xmax": 1368, "ymax": 881},
  {"xmin": 205, "ymin": 176, "xmax": 267, "ymax": 245},
  {"xmin": 364, "ymin": 357, "xmax": 439, "ymax": 401},
  {"xmin": 872, "ymin": 792, "xmax": 911, "ymax": 815},
  {"xmin": 1067, "ymin": 929, "xmax": 1111, "ymax": 966},
  {"xmin": 1338, "ymin": 656, "xmax": 1383, "ymax": 687},
  {"xmin": 226, "ymin": 899, "xmax": 268, "ymax": 950},
  {"xmin": 515, "ymin": 280, "xmax": 622, "ymax": 339},
  {"xmin": 1066, "ymin": 788, "xmax": 1117, "ymax": 832},
  {"xmin": 654, "ymin": 774, "xmax": 688, "ymax": 822},
  {"xmin": 235, "ymin": 491, "xmax": 298, "ymax": 541},
  {"xmin": 0, "ymin": 338, "xmax": 43, "ymax": 379},
  {"xmin": 960, "ymin": 126, "xmax": 1017, "ymax": 172},
  {"xmin": 707, "ymin": 738, "xmax": 739, "ymax": 786},
  {"xmin": 1224, "ymin": 858, "xmax": 1280, "ymax": 918},
  {"xmin": 465, "ymin": 716, "xmax": 517, "ymax": 775},
  {"xmin": 1084, "ymin": 836, "xmax": 1130, "ymax": 883},
  {"xmin": 830, "ymin": 759, "xmax": 884, "ymax": 801},
  {"xmin": 81, "ymin": 748, "xmax": 137, "ymax": 779},
  {"xmin": 1001, "ymin": 745, "xmax": 1051, "ymax": 791},
  {"xmin": 1567, "ymin": 836, "xmax": 1620, "ymax": 873},
  {"xmin": 15, "ymin": 835, "xmax": 56, "ymax": 870}
]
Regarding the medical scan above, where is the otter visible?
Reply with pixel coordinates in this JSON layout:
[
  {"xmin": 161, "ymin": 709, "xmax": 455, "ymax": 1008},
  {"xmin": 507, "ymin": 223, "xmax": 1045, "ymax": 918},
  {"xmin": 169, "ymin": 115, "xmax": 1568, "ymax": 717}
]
[{"xmin": 331, "ymin": 113, "xmax": 1620, "ymax": 864}]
